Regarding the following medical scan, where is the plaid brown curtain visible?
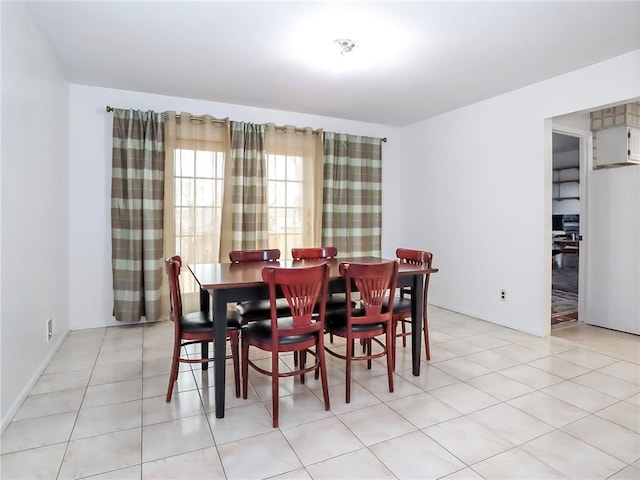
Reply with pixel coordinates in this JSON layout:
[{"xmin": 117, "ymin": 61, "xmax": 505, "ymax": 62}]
[
  {"xmin": 219, "ymin": 121, "xmax": 269, "ymax": 256},
  {"xmin": 111, "ymin": 109, "xmax": 165, "ymax": 322},
  {"xmin": 322, "ymin": 132, "xmax": 382, "ymax": 256}
]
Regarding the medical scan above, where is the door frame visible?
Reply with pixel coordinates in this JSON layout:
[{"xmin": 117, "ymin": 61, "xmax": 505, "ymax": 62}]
[{"xmin": 551, "ymin": 126, "xmax": 591, "ymax": 323}]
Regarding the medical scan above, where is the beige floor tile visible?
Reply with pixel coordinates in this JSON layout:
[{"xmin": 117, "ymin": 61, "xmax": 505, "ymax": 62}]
[
  {"xmin": 555, "ymin": 347, "xmax": 618, "ymax": 370},
  {"xmin": 507, "ymin": 391, "xmax": 588, "ymax": 428},
  {"xmin": 466, "ymin": 372, "xmax": 534, "ymax": 401},
  {"xmin": 356, "ymin": 371, "xmax": 423, "ymax": 401},
  {"xmin": 268, "ymin": 468, "xmax": 312, "ymax": 480},
  {"xmin": 83, "ymin": 378, "xmax": 143, "ymax": 407},
  {"xmin": 90, "ymin": 360, "xmax": 142, "ymax": 385},
  {"xmin": 608, "ymin": 465, "xmax": 640, "ymax": 479},
  {"xmin": 465, "ymin": 333, "xmax": 511, "ymax": 350},
  {"xmin": 0, "ymin": 443, "xmax": 67, "ymax": 480},
  {"xmin": 396, "ymin": 364, "xmax": 459, "ymax": 391},
  {"xmin": 386, "ymin": 391, "xmax": 462, "ymax": 428},
  {"xmin": 58, "ymin": 428, "xmax": 141, "ymax": 479},
  {"xmin": 31, "ymin": 368, "xmax": 92, "ymax": 395},
  {"xmin": 304, "ymin": 448, "xmax": 395, "ymax": 479},
  {"xmin": 521, "ymin": 430, "xmax": 626, "ymax": 479},
  {"xmin": 541, "ymin": 380, "xmax": 619, "ymax": 412},
  {"xmin": 44, "ymin": 351, "xmax": 98, "ymax": 376},
  {"xmin": 435, "ymin": 338, "xmax": 489, "ymax": 357},
  {"xmin": 0, "ymin": 412, "xmax": 76, "ymax": 454},
  {"xmin": 265, "ymin": 389, "xmax": 333, "ymax": 429},
  {"xmin": 472, "ymin": 447, "xmax": 569, "ymax": 479},
  {"xmin": 369, "ymin": 430, "xmax": 465, "ymax": 479},
  {"xmin": 217, "ymin": 430, "xmax": 302, "ymax": 480},
  {"xmin": 468, "ymin": 403, "xmax": 554, "ymax": 445},
  {"xmin": 142, "ymin": 415, "xmax": 214, "ymax": 463},
  {"xmin": 337, "ymin": 403, "xmax": 416, "ymax": 446},
  {"xmin": 142, "ymin": 389, "xmax": 205, "ymax": 425},
  {"xmin": 72, "ymin": 399, "xmax": 142, "ymax": 439},
  {"xmin": 82, "ymin": 465, "xmax": 141, "ymax": 479},
  {"xmin": 572, "ymin": 371, "xmax": 640, "ymax": 399},
  {"xmin": 13, "ymin": 387, "xmax": 85, "ymax": 421},
  {"xmin": 562, "ymin": 414, "xmax": 640, "ymax": 464},
  {"xmin": 431, "ymin": 357, "xmax": 493, "ymax": 380},
  {"xmin": 440, "ymin": 467, "xmax": 484, "ymax": 479},
  {"xmin": 142, "ymin": 372, "xmax": 195, "ymax": 399},
  {"xmin": 499, "ymin": 364, "xmax": 565, "ymax": 389},
  {"xmin": 209, "ymin": 402, "xmax": 274, "ymax": 445},
  {"xmin": 428, "ymin": 382, "xmax": 500, "ymax": 414},
  {"xmin": 460, "ymin": 349, "xmax": 521, "ymax": 371},
  {"xmin": 281, "ymin": 416, "xmax": 363, "ymax": 466},
  {"xmin": 491, "ymin": 344, "xmax": 546, "ymax": 363},
  {"xmin": 312, "ymin": 380, "xmax": 381, "ymax": 415},
  {"xmin": 141, "ymin": 446, "xmax": 225, "ymax": 479},
  {"xmin": 596, "ymin": 401, "xmax": 640, "ymax": 433},
  {"xmin": 95, "ymin": 346, "xmax": 142, "ymax": 366},
  {"xmin": 527, "ymin": 356, "xmax": 592, "ymax": 379},
  {"xmin": 625, "ymin": 393, "xmax": 640, "ymax": 406},
  {"xmin": 598, "ymin": 361, "xmax": 640, "ymax": 385},
  {"xmin": 423, "ymin": 416, "xmax": 513, "ymax": 464}
]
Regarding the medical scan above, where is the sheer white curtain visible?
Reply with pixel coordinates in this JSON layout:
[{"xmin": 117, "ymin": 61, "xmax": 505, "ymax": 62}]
[
  {"xmin": 163, "ymin": 111, "xmax": 229, "ymax": 313},
  {"xmin": 265, "ymin": 124, "xmax": 323, "ymax": 257}
]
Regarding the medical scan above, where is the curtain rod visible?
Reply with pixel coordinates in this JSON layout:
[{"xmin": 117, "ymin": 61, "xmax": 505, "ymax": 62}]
[{"xmin": 105, "ymin": 106, "xmax": 387, "ymax": 142}]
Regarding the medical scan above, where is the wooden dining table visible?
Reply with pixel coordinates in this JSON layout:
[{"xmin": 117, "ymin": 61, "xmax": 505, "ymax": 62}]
[{"xmin": 189, "ymin": 256, "xmax": 438, "ymax": 418}]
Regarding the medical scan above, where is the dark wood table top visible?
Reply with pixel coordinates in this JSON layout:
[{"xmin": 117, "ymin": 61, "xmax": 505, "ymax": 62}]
[{"xmin": 189, "ymin": 256, "xmax": 438, "ymax": 290}]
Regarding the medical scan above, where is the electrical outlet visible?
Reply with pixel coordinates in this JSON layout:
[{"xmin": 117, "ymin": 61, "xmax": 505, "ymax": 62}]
[
  {"xmin": 47, "ymin": 318, "xmax": 54, "ymax": 342},
  {"xmin": 500, "ymin": 290, "xmax": 506, "ymax": 301}
]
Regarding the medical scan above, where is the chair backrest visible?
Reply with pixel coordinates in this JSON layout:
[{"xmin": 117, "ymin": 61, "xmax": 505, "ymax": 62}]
[
  {"xmin": 261, "ymin": 263, "xmax": 330, "ymax": 337},
  {"xmin": 229, "ymin": 248, "xmax": 281, "ymax": 263},
  {"xmin": 395, "ymin": 248, "xmax": 434, "ymax": 309},
  {"xmin": 291, "ymin": 246, "xmax": 338, "ymax": 260},
  {"xmin": 340, "ymin": 261, "xmax": 399, "ymax": 324},
  {"xmin": 396, "ymin": 248, "xmax": 433, "ymax": 268},
  {"xmin": 165, "ymin": 255, "xmax": 183, "ymax": 322}
]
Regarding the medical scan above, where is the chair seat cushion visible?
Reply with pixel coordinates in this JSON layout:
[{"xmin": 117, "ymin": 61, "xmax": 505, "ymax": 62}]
[
  {"xmin": 181, "ymin": 310, "xmax": 241, "ymax": 334},
  {"xmin": 236, "ymin": 298, "xmax": 291, "ymax": 321},
  {"xmin": 241, "ymin": 318, "xmax": 317, "ymax": 345},
  {"xmin": 383, "ymin": 296, "xmax": 412, "ymax": 315},
  {"xmin": 325, "ymin": 310, "xmax": 385, "ymax": 333}
]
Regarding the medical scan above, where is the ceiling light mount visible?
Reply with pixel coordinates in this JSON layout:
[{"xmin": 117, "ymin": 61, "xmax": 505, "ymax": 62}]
[{"xmin": 334, "ymin": 38, "xmax": 357, "ymax": 56}]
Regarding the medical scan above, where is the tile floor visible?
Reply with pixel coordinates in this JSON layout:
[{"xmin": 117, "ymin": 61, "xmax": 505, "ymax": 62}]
[{"xmin": 1, "ymin": 307, "xmax": 639, "ymax": 479}]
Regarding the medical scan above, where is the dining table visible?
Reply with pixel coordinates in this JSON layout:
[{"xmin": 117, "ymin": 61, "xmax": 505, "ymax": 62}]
[{"xmin": 189, "ymin": 256, "xmax": 438, "ymax": 418}]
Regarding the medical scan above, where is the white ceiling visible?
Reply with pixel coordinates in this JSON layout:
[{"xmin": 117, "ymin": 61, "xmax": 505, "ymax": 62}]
[{"xmin": 26, "ymin": 1, "xmax": 640, "ymax": 126}]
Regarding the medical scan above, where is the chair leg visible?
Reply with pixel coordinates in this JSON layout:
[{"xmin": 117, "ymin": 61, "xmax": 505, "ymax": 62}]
[
  {"xmin": 366, "ymin": 339, "xmax": 372, "ymax": 370},
  {"xmin": 166, "ymin": 340, "xmax": 181, "ymax": 402},
  {"xmin": 300, "ymin": 349, "xmax": 306, "ymax": 384},
  {"xmin": 345, "ymin": 337, "xmax": 353, "ymax": 403},
  {"xmin": 423, "ymin": 313, "xmax": 431, "ymax": 361},
  {"xmin": 241, "ymin": 339, "xmax": 250, "ymax": 400},
  {"xmin": 401, "ymin": 320, "xmax": 407, "ymax": 348},
  {"xmin": 386, "ymin": 328, "xmax": 394, "ymax": 394},
  {"xmin": 317, "ymin": 338, "xmax": 330, "ymax": 411},
  {"xmin": 272, "ymin": 351, "xmax": 279, "ymax": 428},
  {"xmin": 201, "ymin": 341, "xmax": 209, "ymax": 370},
  {"xmin": 230, "ymin": 332, "xmax": 241, "ymax": 398}
]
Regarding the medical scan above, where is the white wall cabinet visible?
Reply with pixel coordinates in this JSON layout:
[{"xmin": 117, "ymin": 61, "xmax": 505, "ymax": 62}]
[{"xmin": 594, "ymin": 126, "xmax": 640, "ymax": 167}]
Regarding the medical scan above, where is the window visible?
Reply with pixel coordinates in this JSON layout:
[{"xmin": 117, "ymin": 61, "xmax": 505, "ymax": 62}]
[
  {"xmin": 267, "ymin": 154, "xmax": 304, "ymax": 258},
  {"xmin": 174, "ymin": 148, "xmax": 225, "ymax": 292}
]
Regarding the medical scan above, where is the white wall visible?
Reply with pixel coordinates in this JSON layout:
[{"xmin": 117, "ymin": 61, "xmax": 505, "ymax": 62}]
[
  {"xmin": 1, "ymin": 3, "xmax": 70, "ymax": 429},
  {"xmin": 402, "ymin": 50, "xmax": 640, "ymax": 337},
  {"xmin": 68, "ymin": 84, "xmax": 402, "ymax": 330}
]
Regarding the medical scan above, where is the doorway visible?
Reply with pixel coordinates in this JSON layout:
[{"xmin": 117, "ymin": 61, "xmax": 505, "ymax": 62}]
[{"xmin": 551, "ymin": 132, "xmax": 581, "ymax": 327}]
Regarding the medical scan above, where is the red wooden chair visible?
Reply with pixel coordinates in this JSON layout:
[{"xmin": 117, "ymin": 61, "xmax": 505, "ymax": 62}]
[
  {"xmin": 387, "ymin": 248, "xmax": 433, "ymax": 364},
  {"xmin": 325, "ymin": 260, "xmax": 399, "ymax": 403},
  {"xmin": 164, "ymin": 255, "xmax": 240, "ymax": 402},
  {"xmin": 241, "ymin": 263, "xmax": 331, "ymax": 428},
  {"xmin": 229, "ymin": 249, "xmax": 290, "ymax": 322}
]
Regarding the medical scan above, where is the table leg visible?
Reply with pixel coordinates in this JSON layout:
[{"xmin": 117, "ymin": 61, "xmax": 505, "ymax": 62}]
[
  {"xmin": 212, "ymin": 290, "xmax": 228, "ymax": 418},
  {"xmin": 411, "ymin": 274, "xmax": 424, "ymax": 376}
]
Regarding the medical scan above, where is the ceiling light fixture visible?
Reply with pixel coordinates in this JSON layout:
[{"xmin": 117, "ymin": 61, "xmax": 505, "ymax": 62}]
[{"xmin": 334, "ymin": 38, "xmax": 357, "ymax": 56}]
